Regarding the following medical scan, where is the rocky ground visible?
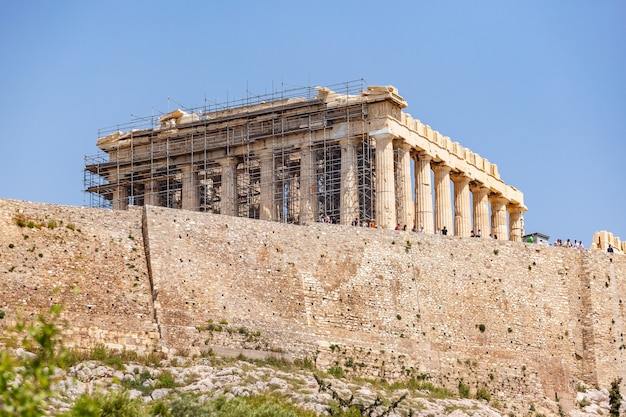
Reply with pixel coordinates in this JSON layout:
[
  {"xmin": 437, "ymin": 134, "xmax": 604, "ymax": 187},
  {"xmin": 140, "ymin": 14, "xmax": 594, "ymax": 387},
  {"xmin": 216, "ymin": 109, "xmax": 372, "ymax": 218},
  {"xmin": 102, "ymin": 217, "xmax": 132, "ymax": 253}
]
[{"xmin": 46, "ymin": 355, "xmax": 617, "ymax": 417}]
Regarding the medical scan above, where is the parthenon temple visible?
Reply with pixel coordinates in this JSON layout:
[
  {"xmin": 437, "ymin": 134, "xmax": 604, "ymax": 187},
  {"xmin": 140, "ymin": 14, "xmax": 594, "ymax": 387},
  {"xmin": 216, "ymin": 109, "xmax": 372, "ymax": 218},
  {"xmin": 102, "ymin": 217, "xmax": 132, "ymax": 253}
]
[{"xmin": 84, "ymin": 81, "xmax": 526, "ymax": 241}]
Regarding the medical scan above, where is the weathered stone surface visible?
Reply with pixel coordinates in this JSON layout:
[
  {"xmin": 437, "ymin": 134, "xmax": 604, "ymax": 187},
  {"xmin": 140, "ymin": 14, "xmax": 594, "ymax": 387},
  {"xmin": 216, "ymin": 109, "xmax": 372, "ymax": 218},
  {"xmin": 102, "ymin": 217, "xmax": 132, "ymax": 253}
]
[{"xmin": 0, "ymin": 198, "xmax": 625, "ymax": 413}]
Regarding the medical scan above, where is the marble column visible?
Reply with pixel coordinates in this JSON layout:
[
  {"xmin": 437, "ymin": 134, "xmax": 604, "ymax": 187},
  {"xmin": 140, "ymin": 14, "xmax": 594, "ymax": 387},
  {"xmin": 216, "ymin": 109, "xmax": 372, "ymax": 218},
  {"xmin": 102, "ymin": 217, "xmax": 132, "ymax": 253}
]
[
  {"xmin": 507, "ymin": 205, "xmax": 523, "ymax": 242},
  {"xmin": 220, "ymin": 156, "xmax": 238, "ymax": 216},
  {"xmin": 433, "ymin": 163, "xmax": 452, "ymax": 234},
  {"xmin": 396, "ymin": 143, "xmax": 414, "ymax": 230},
  {"xmin": 181, "ymin": 165, "xmax": 198, "ymax": 211},
  {"xmin": 258, "ymin": 153, "xmax": 276, "ymax": 221},
  {"xmin": 145, "ymin": 179, "xmax": 159, "ymax": 206},
  {"xmin": 112, "ymin": 185, "xmax": 129, "ymax": 210},
  {"xmin": 471, "ymin": 184, "xmax": 489, "ymax": 238},
  {"xmin": 489, "ymin": 195, "xmax": 508, "ymax": 240},
  {"xmin": 451, "ymin": 173, "xmax": 471, "ymax": 237},
  {"xmin": 374, "ymin": 134, "xmax": 396, "ymax": 229},
  {"xmin": 340, "ymin": 139, "xmax": 359, "ymax": 225},
  {"xmin": 415, "ymin": 151, "xmax": 433, "ymax": 233},
  {"xmin": 298, "ymin": 148, "xmax": 317, "ymax": 225}
]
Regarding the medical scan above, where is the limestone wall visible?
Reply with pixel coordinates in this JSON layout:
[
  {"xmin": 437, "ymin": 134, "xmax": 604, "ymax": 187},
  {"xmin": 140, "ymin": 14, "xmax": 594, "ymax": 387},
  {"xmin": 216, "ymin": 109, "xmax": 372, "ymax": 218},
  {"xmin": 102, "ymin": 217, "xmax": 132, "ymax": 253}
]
[
  {"xmin": 0, "ymin": 199, "xmax": 624, "ymax": 411},
  {"xmin": 142, "ymin": 205, "xmax": 625, "ymax": 408},
  {"xmin": 0, "ymin": 200, "xmax": 159, "ymax": 352}
]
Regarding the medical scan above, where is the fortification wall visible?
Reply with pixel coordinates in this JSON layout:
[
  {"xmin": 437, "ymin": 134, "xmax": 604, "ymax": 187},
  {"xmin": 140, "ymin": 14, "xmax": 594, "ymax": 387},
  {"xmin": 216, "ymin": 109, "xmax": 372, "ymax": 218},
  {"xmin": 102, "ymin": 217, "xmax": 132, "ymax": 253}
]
[
  {"xmin": 143, "ymin": 205, "xmax": 625, "ymax": 408},
  {"xmin": 0, "ymin": 200, "xmax": 159, "ymax": 352},
  {"xmin": 0, "ymin": 199, "xmax": 624, "ymax": 411}
]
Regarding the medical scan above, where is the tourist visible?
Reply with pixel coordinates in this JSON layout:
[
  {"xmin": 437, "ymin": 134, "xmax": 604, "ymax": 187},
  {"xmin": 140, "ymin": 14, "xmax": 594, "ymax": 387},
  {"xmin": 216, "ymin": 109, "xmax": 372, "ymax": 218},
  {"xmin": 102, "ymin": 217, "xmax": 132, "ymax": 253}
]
[
  {"xmin": 419, "ymin": 226, "xmax": 425, "ymax": 234},
  {"xmin": 608, "ymin": 244, "xmax": 614, "ymax": 253},
  {"xmin": 471, "ymin": 230, "xmax": 475, "ymax": 237},
  {"xmin": 442, "ymin": 226, "xmax": 448, "ymax": 236},
  {"xmin": 476, "ymin": 229, "xmax": 482, "ymax": 238},
  {"xmin": 412, "ymin": 225, "xmax": 417, "ymax": 233},
  {"xmin": 564, "ymin": 239, "xmax": 572, "ymax": 248},
  {"xmin": 403, "ymin": 225, "xmax": 407, "ymax": 231}
]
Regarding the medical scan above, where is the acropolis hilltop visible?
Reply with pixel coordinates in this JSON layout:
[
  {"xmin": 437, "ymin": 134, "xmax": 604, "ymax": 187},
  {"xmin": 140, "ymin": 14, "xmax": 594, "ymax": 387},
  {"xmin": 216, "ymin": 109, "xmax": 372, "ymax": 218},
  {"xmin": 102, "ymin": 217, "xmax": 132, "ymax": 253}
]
[
  {"xmin": 0, "ymin": 81, "xmax": 624, "ymax": 415},
  {"xmin": 84, "ymin": 81, "xmax": 526, "ymax": 241}
]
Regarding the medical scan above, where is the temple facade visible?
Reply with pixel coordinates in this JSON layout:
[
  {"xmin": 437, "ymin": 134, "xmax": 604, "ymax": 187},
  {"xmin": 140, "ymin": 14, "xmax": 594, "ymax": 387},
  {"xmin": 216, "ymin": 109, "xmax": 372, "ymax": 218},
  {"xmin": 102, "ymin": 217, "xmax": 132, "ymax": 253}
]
[{"xmin": 85, "ymin": 81, "xmax": 526, "ymax": 240}]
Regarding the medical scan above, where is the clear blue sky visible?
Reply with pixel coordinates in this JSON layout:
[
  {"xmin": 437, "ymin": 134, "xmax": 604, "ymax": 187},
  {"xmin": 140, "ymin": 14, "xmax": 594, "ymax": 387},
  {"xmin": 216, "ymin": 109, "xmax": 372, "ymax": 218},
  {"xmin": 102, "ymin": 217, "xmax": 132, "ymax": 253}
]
[{"xmin": 1, "ymin": 1, "xmax": 624, "ymax": 245}]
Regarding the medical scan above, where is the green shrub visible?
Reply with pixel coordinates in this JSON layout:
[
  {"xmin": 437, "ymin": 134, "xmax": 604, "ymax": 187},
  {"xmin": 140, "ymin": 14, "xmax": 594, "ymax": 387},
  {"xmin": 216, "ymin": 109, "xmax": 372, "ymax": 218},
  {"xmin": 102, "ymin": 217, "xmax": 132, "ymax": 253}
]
[
  {"xmin": 169, "ymin": 393, "xmax": 212, "ymax": 416},
  {"xmin": 404, "ymin": 378, "xmax": 454, "ymax": 399},
  {"xmin": 458, "ymin": 381, "xmax": 470, "ymax": 398},
  {"xmin": 0, "ymin": 305, "xmax": 63, "ymax": 416},
  {"xmin": 122, "ymin": 370, "xmax": 153, "ymax": 396},
  {"xmin": 169, "ymin": 393, "xmax": 317, "ymax": 417},
  {"xmin": 14, "ymin": 214, "xmax": 27, "ymax": 227},
  {"xmin": 89, "ymin": 343, "xmax": 108, "ymax": 361},
  {"xmin": 478, "ymin": 324, "xmax": 486, "ymax": 332},
  {"xmin": 156, "ymin": 370, "xmax": 176, "ymax": 388},
  {"xmin": 476, "ymin": 388, "xmax": 491, "ymax": 401},
  {"xmin": 64, "ymin": 390, "xmax": 146, "ymax": 417},
  {"xmin": 328, "ymin": 365, "xmax": 344, "ymax": 378},
  {"xmin": 609, "ymin": 377, "xmax": 622, "ymax": 417}
]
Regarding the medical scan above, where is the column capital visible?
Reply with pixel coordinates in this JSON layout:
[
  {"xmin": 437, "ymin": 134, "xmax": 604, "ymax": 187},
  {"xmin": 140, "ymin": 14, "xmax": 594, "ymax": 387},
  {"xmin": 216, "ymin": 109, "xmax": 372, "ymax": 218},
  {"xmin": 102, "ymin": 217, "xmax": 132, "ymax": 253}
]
[
  {"xmin": 488, "ymin": 194, "xmax": 508, "ymax": 205},
  {"xmin": 507, "ymin": 202, "xmax": 528, "ymax": 214},
  {"xmin": 396, "ymin": 140, "xmax": 412, "ymax": 152},
  {"xmin": 219, "ymin": 156, "xmax": 239, "ymax": 167},
  {"xmin": 417, "ymin": 150, "xmax": 432, "ymax": 161},
  {"xmin": 369, "ymin": 129, "xmax": 396, "ymax": 142},
  {"xmin": 469, "ymin": 182, "xmax": 489, "ymax": 193},
  {"xmin": 431, "ymin": 162, "xmax": 451, "ymax": 174},
  {"xmin": 339, "ymin": 137, "xmax": 361, "ymax": 146},
  {"xmin": 450, "ymin": 172, "xmax": 471, "ymax": 184}
]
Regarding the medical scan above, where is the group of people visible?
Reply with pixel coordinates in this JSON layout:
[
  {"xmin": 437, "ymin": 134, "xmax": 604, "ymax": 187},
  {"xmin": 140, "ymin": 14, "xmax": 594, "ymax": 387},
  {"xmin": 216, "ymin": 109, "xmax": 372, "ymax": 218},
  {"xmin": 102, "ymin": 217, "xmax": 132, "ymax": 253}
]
[
  {"xmin": 322, "ymin": 216, "xmax": 618, "ymax": 253},
  {"xmin": 552, "ymin": 239, "xmax": 585, "ymax": 250},
  {"xmin": 318, "ymin": 214, "xmax": 338, "ymax": 224}
]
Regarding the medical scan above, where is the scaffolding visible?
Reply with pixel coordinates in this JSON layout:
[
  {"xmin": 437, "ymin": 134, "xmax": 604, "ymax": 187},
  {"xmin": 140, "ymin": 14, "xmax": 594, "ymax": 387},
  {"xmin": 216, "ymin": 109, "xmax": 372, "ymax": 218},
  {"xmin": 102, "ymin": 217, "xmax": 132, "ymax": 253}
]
[{"xmin": 84, "ymin": 80, "xmax": 377, "ymax": 225}]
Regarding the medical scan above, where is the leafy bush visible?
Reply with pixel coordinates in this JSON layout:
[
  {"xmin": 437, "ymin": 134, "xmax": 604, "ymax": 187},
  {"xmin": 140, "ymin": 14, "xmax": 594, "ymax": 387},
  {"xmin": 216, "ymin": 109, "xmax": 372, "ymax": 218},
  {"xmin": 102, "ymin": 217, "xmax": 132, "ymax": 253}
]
[
  {"xmin": 168, "ymin": 394, "xmax": 316, "ymax": 417},
  {"xmin": 14, "ymin": 214, "xmax": 27, "ymax": 227},
  {"xmin": 458, "ymin": 381, "xmax": 470, "ymax": 398},
  {"xmin": 609, "ymin": 377, "xmax": 622, "ymax": 417},
  {"xmin": 476, "ymin": 388, "xmax": 491, "ymax": 401},
  {"xmin": 328, "ymin": 365, "xmax": 344, "ymax": 378},
  {"xmin": 156, "ymin": 370, "xmax": 176, "ymax": 389},
  {"xmin": 63, "ymin": 390, "xmax": 146, "ymax": 417},
  {"xmin": 0, "ymin": 305, "xmax": 64, "ymax": 417},
  {"xmin": 122, "ymin": 370, "xmax": 153, "ymax": 396}
]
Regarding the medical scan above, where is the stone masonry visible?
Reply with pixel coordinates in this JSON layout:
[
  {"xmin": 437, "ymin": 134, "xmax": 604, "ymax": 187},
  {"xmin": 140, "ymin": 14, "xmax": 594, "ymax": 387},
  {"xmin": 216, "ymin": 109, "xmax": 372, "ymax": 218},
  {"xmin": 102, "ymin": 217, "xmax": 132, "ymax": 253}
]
[
  {"xmin": 85, "ymin": 83, "xmax": 525, "ymax": 240},
  {"xmin": 0, "ymin": 198, "xmax": 624, "ymax": 412}
]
